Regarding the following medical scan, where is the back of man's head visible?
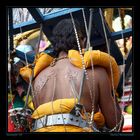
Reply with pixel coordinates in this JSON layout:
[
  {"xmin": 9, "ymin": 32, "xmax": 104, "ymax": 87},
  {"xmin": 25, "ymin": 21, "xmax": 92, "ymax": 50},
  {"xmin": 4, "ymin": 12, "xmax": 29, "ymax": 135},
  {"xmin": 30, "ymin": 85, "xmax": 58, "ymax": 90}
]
[{"xmin": 51, "ymin": 18, "xmax": 85, "ymax": 56}]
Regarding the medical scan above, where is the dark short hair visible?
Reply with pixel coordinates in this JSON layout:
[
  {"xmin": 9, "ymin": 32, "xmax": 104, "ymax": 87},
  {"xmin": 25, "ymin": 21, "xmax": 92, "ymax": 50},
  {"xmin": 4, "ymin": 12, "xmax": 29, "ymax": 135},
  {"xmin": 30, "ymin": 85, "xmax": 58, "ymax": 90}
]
[{"xmin": 50, "ymin": 18, "xmax": 86, "ymax": 56}]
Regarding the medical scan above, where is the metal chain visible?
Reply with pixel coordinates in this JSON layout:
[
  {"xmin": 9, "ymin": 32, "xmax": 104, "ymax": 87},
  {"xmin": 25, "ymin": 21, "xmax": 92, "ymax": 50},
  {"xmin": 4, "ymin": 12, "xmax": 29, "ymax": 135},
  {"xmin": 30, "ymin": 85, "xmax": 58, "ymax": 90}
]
[
  {"xmin": 92, "ymin": 114, "xmax": 124, "ymax": 132},
  {"xmin": 70, "ymin": 12, "xmax": 95, "ymax": 127},
  {"xmin": 82, "ymin": 8, "xmax": 96, "ymax": 125}
]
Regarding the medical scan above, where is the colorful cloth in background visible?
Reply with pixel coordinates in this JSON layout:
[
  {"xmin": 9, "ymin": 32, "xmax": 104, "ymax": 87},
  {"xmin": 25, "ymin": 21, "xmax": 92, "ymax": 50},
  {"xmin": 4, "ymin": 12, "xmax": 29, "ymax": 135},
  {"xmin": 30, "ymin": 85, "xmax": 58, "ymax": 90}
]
[{"xmin": 8, "ymin": 96, "xmax": 24, "ymax": 132}]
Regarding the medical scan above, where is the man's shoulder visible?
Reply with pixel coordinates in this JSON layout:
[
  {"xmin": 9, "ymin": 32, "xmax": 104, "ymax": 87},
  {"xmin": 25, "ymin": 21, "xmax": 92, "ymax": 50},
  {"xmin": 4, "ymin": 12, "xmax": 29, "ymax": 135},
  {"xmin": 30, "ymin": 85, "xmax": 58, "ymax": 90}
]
[
  {"xmin": 86, "ymin": 66, "xmax": 108, "ymax": 81},
  {"xmin": 87, "ymin": 66, "xmax": 107, "ymax": 74}
]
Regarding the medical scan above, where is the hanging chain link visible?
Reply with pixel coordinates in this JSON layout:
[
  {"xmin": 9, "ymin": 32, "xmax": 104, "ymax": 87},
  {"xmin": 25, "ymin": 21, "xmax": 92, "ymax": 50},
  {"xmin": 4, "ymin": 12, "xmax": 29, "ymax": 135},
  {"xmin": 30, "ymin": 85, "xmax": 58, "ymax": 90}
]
[
  {"xmin": 70, "ymin": 11, "xmax": 95, "ymax": 127},
  {"xmin": 82, "ymin": 8, "xmax": 97, "ymax": 127}
]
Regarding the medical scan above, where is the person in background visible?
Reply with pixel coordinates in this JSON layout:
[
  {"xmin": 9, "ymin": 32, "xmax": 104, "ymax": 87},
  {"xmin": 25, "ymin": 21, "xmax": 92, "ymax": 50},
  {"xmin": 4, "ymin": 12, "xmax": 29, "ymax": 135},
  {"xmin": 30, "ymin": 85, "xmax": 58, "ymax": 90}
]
[
  {"xmin": 112, "ymin": 14, "xmax": 132, "ymax": 57},
  {"xmin": 8, "ymin": 60, "xmax": 33, "ymax": 132}
]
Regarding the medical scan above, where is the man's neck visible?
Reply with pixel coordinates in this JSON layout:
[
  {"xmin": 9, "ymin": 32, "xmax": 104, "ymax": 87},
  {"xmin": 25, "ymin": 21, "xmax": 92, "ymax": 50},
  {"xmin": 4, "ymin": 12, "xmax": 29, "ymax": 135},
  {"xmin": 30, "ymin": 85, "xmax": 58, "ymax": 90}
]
[{"xmin": 58, "ymin": 51, "xmax": 68, "ymax": 58}]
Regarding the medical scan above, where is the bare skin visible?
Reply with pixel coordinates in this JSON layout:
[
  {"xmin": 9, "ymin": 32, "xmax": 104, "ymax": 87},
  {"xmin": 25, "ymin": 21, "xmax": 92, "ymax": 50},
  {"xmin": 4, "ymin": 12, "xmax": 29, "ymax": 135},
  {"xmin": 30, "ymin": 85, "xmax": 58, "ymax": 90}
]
[{"xmin": 33, "ymin": 51, "xmax": 122, "ymax": 130}]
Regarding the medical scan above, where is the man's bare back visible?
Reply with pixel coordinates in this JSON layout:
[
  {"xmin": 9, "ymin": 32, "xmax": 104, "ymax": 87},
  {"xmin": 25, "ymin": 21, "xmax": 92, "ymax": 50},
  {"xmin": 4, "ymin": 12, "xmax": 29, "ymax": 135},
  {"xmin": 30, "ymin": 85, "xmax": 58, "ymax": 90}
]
[{"xmin": 33, "ymin": 52, "xmax": 122, "ymax": 129}]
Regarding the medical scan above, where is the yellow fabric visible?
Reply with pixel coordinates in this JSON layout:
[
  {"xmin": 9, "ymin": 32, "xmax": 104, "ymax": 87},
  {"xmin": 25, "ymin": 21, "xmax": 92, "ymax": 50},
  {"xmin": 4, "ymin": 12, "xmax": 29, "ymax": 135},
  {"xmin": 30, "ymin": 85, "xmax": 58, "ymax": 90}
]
[
  {"xmin": 68, "ymin": 50, "xmax": 83, "ymax": 68},
  {"xmin": 20, "ymin": 49, "xmax": 120, "ymax": 92},
  {"xmin": 32, "ymin": 98, "xmax": 77, "ymax": 119},
  {"xmin": 68, "ymin": 50, "xmax": 120, "ymax": 90},
  {"xmin": 14, "ymin": 28, "xmax": 50, "ymax": 50},
  {"xmin": 19, "ymin": 52, "xmax": 53, "ymax": 83},
  {"xmin": 31, "ymin": 98, "xmax": 105, "ymax": 132},
  {"xmin": 93, "ymin": 112, "xmax": 105, "ymax": 128},
  {"xmin": 22, "ymin": 95, "xmax": 35, "ymax": 110},
  {"xmin": 19, "ymin": 65, "xmax": 33, "ymax": 83},
  {"xmin": 25, "ymin": 30, "xmax": 40, "ymax": 44},
  {"xmin": 14, "ymin": 29, "xmax": 39, "ymax": 47},
  {"xmin": 33, "ymin": 52, "xmax": 54, "ymax": 77}
]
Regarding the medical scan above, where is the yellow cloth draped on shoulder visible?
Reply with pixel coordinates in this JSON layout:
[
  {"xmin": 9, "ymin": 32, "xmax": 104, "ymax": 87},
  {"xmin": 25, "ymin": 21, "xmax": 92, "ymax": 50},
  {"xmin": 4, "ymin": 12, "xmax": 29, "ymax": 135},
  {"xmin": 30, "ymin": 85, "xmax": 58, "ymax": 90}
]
[
  {"xmin": 31, "ymin": 98, "xmax": 105, "ymax": 132},
  {"xmin": 68, "ymin": 50, "xmax": 120, "ymax": 91},
  {"xmin": 20, "ymin": 50, "xmax": 120, "ymax": 94},
  {"xmin": 20, "ymin": 52, "xmax": 53, "ymax": 83}
]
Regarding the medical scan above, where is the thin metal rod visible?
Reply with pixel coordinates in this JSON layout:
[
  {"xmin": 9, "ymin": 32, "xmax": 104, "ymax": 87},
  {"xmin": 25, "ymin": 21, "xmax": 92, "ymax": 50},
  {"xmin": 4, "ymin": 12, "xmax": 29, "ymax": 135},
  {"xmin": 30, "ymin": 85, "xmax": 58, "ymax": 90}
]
[
  {"xmin": 79, "ymin": 8, "xmax": 94, "ymax": 101},
  {"xmin": 24, "ymin": 24, "xmax": 43, "ymax": 109},
  {"xmin": 35, "ymin": 23, "xmax": 43, "ymax": 56},
  {"xmin": 19, "ymin": 26, "xmax": 29, "ymax": 66},
  {"xmin": 99, "ymin": 8, "xmax": 118, "ymax": 130},
  {"xmin": 86, "ymin": 8, "xmax": 94, "ymax": 50}
]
